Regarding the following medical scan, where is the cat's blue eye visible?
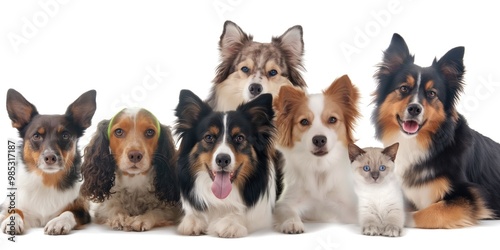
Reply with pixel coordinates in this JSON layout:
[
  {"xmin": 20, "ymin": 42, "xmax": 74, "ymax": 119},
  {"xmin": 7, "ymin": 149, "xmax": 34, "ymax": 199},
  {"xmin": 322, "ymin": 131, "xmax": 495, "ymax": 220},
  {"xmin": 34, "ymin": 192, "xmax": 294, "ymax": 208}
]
[
  {"xmin": 363, "ymin": 165, "xmax": 370, "ymax": 172},
  {"xmin": 379, "ymin": 165, "xmax": 386, "ymax": 171}
]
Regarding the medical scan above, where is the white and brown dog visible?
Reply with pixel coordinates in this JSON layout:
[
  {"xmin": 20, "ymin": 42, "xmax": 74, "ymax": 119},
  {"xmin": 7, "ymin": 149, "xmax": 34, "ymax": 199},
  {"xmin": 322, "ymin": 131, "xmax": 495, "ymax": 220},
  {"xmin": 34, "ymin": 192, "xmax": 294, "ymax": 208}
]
[{"xmin": 273, "ymin": 75, "xmax": 361, "ymax": 233}]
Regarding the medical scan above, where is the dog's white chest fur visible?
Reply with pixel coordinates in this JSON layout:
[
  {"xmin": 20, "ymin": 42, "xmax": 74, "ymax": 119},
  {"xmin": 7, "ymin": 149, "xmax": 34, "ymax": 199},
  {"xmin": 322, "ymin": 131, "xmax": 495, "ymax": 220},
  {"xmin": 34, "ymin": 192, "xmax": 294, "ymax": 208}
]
[
  {"xmin": 1, "ymin": 161, "xmax": 80, "ymax": 228},
  {"xmin": 277, "ymin": 146, "xmax": 358, "ymax": 223},
  {"xmin": 385, "ymin": 133, "xmax": 430, "ymax": 208}
]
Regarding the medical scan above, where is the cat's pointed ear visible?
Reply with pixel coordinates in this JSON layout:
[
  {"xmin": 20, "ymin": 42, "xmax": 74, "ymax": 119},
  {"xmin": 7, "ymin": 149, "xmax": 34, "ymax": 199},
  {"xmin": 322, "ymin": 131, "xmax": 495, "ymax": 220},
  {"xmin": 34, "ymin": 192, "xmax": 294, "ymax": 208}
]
[
  {"xmin": 382, "ymin": 143, "xmax": 399, "ymax": 162},
  {"xmin": 348, "ymin": 143, "xmax": 365, "ymax": 163}
]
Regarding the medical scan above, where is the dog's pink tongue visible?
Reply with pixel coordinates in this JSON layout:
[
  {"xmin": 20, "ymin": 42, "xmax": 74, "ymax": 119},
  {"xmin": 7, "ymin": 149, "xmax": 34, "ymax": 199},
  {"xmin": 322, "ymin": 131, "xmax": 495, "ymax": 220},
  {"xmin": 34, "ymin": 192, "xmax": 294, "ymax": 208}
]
[
  {"xmin": 211, "ymin": 172, "xmax": 232, "ymax": 199},
  {"xmin": 403, "ymin": 121, "xmax": 419, "ymax": 134}
]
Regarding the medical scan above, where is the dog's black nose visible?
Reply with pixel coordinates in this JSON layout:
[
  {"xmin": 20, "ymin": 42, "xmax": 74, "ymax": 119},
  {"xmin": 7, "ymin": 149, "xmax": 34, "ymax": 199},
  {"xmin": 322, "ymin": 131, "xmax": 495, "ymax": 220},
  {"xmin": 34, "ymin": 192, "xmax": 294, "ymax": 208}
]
[
  {"xmin": 248, "ymin": 83, "xmax": 263, "ymax": 97},
  {"xmin": 216, "ymin": 153, "xmax": 231, "ymax": 168},
  {"xmin": 44, "ymin": 153, "xmax": 58, "ymax": 165},
  {"xmin": 312, "ymin": 135, "xmax": 327, "ymax": 148},
  {"xmin": 128, "ymin": 150, "xmax": 143, "ymax": 163},
  {"xmin": 407, "ymin": 104, "xmax": 422, "ymax": 116}
]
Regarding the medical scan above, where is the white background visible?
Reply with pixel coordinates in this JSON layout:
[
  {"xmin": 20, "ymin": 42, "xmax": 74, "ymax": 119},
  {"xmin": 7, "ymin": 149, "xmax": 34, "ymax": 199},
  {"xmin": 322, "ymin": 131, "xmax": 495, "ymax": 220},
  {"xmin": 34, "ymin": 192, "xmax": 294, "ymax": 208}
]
[{"xmin": 1, "ymin": 0, "xmax": 500, "ymax": 249}]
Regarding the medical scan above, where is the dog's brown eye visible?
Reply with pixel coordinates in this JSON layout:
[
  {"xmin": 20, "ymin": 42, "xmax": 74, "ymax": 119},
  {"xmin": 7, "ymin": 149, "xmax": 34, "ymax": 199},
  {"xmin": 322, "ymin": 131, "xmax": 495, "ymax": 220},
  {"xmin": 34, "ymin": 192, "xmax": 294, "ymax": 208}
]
[
  {"xmin": 145, "ymin": 129, "xmax": 155, "ymax": 138},
  {"xmin": 426, "ymin": 90, "xmax": 437, "ymax": 99},
  {"xmin": 300, "ymin": 119, "xmax": 309, "ymax": 126},
  {"xmin": 328, "ymin": 117, "xmax": 337, "ymax": 124},
  {"xmin": 234, "ymin": 134, "xmax": 245, "ymax": 144},
  {"xmin": 204, "ymin": 134, "xmax": 215, "ymax": 143},
  {"xmin": 399, "ymin": 85, "xmax": 410, "ymax": 93},
  {"xmin": 241, "ymin": 66, "xmax": 250, "ymax": 73},
  {"xmin": 268, "ymin": 69, "xmax": 278, "ymax": 77},
  {"xmin": 32, "ymin": 133, "xmax": 42, "ymax": 141},
  {"xmin": 114, "ymin": 128, "xmax": 124, "ymax": 137},
  {"xmin": 61, "ymin": 132, "xmax": 70, "ymax": 140}
]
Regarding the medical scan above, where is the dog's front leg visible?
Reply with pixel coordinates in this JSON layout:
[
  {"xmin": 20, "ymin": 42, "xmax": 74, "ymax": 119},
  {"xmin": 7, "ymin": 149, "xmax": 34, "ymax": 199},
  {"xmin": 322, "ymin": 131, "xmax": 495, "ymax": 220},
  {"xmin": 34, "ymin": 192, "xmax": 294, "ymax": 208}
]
[{"xmin": 209, "ymin": 213, "xmax": 247, "ymax": 238}]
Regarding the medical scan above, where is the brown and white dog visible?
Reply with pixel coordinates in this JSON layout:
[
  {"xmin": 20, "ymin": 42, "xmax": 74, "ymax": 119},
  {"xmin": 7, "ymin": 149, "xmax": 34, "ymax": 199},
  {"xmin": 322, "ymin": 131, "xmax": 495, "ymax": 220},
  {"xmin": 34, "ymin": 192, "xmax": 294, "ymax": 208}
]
[
  {"xmin": 273, "ymin": 75, "xmax": 361, "ymax": 233},
  {"xmin": 80, "ymin": 108, "xmax": 182, "ymax": 231},
  {"xmin": 1, "ymin": 89, "xmax": 96, "ymax": 235},
  {"xmin": 207, "ymin": 20, "xmax": 307, "ymax": 111}
]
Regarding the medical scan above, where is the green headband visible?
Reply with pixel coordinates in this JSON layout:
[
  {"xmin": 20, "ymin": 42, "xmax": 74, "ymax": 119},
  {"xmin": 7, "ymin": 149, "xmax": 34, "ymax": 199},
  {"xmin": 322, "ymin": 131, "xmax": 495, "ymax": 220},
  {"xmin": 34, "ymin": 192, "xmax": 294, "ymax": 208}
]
[{"xmin": 107, "ymin": 108, "xmax": 161, "ymax": 139}]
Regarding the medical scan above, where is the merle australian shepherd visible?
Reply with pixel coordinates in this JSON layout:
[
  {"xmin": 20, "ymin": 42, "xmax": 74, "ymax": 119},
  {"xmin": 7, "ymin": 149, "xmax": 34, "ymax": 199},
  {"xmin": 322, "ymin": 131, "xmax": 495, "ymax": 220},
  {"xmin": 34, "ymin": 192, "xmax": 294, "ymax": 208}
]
[{"xmin": 372, "ymin": 33, "xmax": 500, "ymax": 228}]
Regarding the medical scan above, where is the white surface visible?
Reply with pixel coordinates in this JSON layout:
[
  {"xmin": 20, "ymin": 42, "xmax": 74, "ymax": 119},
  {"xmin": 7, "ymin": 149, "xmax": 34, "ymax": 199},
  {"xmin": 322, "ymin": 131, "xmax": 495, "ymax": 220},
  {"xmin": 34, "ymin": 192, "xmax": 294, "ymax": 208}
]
[{"xmin": 1, "ymin": 0, "xmax": 500, "ymax": 249}]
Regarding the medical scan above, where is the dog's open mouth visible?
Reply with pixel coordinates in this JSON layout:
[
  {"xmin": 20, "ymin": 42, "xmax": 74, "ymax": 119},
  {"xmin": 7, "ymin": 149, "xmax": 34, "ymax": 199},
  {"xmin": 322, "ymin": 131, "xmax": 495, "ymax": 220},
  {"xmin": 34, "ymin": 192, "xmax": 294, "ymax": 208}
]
[
  {"xmin": 206, "ymin": 164, "xmax": 242, "ymax": 200},
  {"xmin": 397, "ymin": 115, "xmax": 425, "ymax": 135}
]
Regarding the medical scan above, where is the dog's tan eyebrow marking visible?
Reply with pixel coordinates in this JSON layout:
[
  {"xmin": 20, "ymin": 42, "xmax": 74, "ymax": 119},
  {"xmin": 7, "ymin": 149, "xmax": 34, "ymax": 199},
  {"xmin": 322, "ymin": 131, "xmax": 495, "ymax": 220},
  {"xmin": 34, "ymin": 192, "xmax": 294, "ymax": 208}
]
[
  {"xmin": 231, "ymin": 127, "xmax": 241, "ymax": 136},
  {"xmin": 37, "ymin": 127, "xmax": 45, "ymax": 134},
  {"xmin": 405, "ymin": 75, "xmax": 415, "ymax": 88},
  {"xmin": 57, "ymin": 125, "xmax": 66, "ymax": 133},
  {"xmin": 425, "ymin": 80, "xmax": 435, "ymax": 90}
]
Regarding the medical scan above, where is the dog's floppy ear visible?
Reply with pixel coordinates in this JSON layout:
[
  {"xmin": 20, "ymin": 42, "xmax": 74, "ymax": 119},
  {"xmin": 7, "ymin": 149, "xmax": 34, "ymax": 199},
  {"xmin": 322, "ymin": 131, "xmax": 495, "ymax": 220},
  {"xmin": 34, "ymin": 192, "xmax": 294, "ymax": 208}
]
[
  {"xmin": 376, "ymin": 33, "xmax": 414, "ymax": 79},
  {"xmin": 382, "ymin": 142, "xmax": 399, "ymax": 162},
  {"xmin": 348, "ymin": 143, "xmax": 366, "ymax": 163},
  {"xmin": 174, "ymin": 89, "xmax": 212, "ymax": 138},
  {"xmin": 433, "ymin": 46, "xmax": 465, "ymax": 107},
  {"xmin": 65, "ymin": 90, "xmax": 97, "ymax": 132},
  {"xmin": 324, "ymin": 75, "xmax": 361, "ymax": 144},
  {"xmin": 80, "ymin": 119, "xmax": 116, "ymax": 203},
  {"xmin": 214, "ymin": 21, "xmax": 253, "ymax": 84},
  {"xmin": 274, "ymin": 85, "xmax": 307, "ymax": 148},
  {"xmin": 153, "ymin": 124, "xmax": 180, "ymax": 203},
  {"xmin": 6, "ymin": 89, "xmax": 39, "ymax": 133},
  {"xmin": 273, "ymin": 25, "xmax": 306, "ymax": 87}
]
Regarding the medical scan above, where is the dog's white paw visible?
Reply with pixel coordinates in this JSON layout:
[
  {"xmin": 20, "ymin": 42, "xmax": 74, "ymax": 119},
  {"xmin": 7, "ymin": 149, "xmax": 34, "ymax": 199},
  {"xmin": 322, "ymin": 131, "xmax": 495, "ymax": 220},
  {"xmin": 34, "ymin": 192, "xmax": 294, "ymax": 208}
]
[
  {"xmin": 2, "ymin": 213, "xmax": 25, "ymax": 235},
  {"xmin": 279, "ymin": 218, "xmax": 304, "ymax": 234},
  {"xmin": 177, "ymin": 214, "xmax": 207, "ymax": 236},
  {"xmin": 213, "ymin": 218, "xmax": 247, "ymax": 238},
  {"xmin": 44, "ymin": 211, "xmax": 77, "ymax": 235},
  {"xmin": 125, "ymin": 215, "xmax": 155, "ymax": 232}
]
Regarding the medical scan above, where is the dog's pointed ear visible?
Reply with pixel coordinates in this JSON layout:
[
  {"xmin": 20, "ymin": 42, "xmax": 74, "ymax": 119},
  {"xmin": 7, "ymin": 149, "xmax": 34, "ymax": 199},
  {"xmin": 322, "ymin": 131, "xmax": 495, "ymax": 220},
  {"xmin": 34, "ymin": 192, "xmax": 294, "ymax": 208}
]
[
  {"xmin": 238, "ymin": 93, "xmax": 275, "ymax": 151},
  {"xmin": 153, "ymin": 125, "xmax": 180, "ymax": 203},
  {"xmin": 348, "ymin": 143, "xmax": 366, "ymax": 163},
  {"xmin": 382, "ymin": 142, "xmax": 399, "ymax": 162},
  {"xmin": 6, "ymin": 89, "xmax": 39, "ymax": 132},
  {"xmin": 219, "ymin": 21, "xmax": 252, "ymax": 61},
  {"xmin": 274, "ymin": 25, "xmax": 304, "ymax": 67},
  {"xmin": 174, "ymin": 90, "xmax": 212, "ymax": 137},
  {"xmin": 238, "ymin": 93, "xmax": 274, "ymax": 128},
  {"xmin": 273, "ymin": 25, "xmax": 306, "ymax": 87},
  {"xmin": 214, "ymin": 21, "xmax": 253, "ymax": 84},
  {"xmin": 434, "ymin": 46, "xmax": 465, "ymax": 106},
  {"xmin": 376, "ymin": 33, "xmax": 414, "ymax": 79},
  {"xmin": 80, "ymin": 119, "xmax": 116, "ymax": 203},
  {"xmin": 65, "ymin": 90, "xmax": 97, "ymax": 131}
]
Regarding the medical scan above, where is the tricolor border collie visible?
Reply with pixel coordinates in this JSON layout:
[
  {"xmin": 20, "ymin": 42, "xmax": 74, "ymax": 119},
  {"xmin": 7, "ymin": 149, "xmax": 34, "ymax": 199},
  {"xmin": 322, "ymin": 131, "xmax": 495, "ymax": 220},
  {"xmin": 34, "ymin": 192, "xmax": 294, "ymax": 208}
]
[{"xmin": 174, "ymin": 89, "xmax": 281, "ymax": 237}]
